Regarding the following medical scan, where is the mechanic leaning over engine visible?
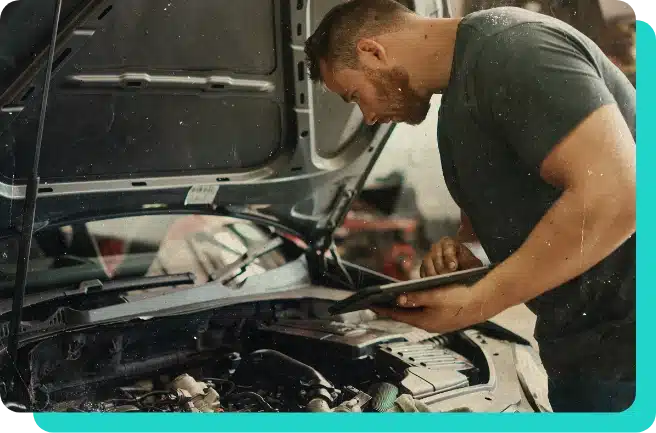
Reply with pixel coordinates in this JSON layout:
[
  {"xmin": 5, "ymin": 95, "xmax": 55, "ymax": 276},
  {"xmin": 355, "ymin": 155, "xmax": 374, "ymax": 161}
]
[{"xmin": 304, "ymin": 0, "xmax": 636, "ymax": 412}]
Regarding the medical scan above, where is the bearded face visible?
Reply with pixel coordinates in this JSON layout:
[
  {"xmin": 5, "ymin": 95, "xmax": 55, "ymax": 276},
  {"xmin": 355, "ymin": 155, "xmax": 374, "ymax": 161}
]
[
  {"xmin": 321, "ymin": 59, "xmax": 432, "ymax": 126},
  {"xmin": 362, "ymin": 65, "xmax": 431, "ymax": 125}
]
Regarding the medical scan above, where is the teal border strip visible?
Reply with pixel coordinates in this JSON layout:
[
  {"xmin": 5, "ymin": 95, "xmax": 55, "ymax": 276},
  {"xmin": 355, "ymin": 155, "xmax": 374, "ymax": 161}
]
[{"xmin": 30, "ymin": 20, "xmax": 655, "ymax": 433}]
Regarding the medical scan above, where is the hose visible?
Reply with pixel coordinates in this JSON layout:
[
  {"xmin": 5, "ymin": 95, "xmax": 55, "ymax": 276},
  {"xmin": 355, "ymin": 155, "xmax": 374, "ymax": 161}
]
[
  {"xmin": 368, "ymin": 382, "xmax": 399, "ymax": 412},
  {"xmin": 114, "ymin": 351, "xmax": 202, "ymax": 376},
  {"xmin": 248, "ymin": 349, "xmax": 334, "ymax": 403},
  {"xmin": 40, "ymin": 351, "xmax": 214, "ymax": 400},
  {"xmin": 226, "ymin": 392, "xmax": 276, "ymax": 412}
]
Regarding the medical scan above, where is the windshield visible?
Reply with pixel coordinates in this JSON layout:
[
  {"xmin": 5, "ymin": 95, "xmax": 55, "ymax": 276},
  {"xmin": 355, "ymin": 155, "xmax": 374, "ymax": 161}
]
[{"xmin": 0, "ymin": 214, "xmax": 291, "ymax": 295}]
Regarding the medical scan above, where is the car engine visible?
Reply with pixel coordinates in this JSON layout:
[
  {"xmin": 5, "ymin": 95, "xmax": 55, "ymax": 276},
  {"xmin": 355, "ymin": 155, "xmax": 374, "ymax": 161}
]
[{"xmin": 3, "ymin": 300, "xmax": 501, "ymax": 413}]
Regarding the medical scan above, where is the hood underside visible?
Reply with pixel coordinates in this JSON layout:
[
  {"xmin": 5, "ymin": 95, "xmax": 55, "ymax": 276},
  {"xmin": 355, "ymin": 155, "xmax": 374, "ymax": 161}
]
[{"xmin": 0, "ymin": 0, "xmax": 445, "ymax": 241}]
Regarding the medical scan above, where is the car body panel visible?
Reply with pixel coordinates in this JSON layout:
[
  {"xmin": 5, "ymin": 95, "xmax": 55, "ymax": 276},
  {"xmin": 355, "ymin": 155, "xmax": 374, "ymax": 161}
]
[
  {"xmin": 0, "ymin": 0, "xmax": 441, "ymax": 245},
  {"xmin": 0, "ymin": 0, "xmax": 546, "ymax": 413}
]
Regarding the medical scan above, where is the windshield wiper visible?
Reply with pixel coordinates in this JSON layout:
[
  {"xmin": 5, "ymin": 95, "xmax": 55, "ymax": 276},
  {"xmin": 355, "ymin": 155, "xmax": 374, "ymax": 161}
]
[
  {"xmin": 210, "ymin": 237, "xmax": 283, "ymax": 284},
  {"xmin": 0, "ymin": 273, "xmax": 195, "ymax": 317}
]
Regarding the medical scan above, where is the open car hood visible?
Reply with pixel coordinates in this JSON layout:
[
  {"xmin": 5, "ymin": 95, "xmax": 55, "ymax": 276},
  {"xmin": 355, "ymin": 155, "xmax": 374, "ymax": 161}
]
[
  {"xmin": 0, "ymin": 0, "xmax": 445, "ymax": 246},
  {"xmin": 0, "ymin": 8, "xmax": 548, "ymax": 416}
]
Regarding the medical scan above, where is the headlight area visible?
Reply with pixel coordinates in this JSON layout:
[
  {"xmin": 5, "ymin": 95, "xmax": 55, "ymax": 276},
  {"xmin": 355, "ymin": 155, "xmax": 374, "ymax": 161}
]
[{"xmin": 414, "ymin": 329, "xmax": 544, "ymax": 413}]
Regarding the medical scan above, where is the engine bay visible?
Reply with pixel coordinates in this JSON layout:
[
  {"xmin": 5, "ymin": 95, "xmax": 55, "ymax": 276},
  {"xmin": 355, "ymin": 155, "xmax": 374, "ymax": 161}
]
[{"xmin": 3, "ymin": 299, "xmax": 497, "ymax": 413}]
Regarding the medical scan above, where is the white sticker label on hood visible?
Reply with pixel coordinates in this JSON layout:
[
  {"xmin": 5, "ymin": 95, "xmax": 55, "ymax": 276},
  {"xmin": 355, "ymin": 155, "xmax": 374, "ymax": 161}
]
[{"xmin": 185, "ymin": 185, "xmax": 219, "ymax": 205}]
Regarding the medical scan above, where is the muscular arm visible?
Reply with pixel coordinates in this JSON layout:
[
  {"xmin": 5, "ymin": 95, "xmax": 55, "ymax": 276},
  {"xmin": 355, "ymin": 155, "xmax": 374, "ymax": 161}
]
[
  {"xmin": 465, "ymin": 24, "xmax": 636, "ymax": 318},
  {"xmin": 472, "ymin": 103, "xmax": 636, "ymax": 319},
  {"xmin": 379, "ymin": 25, "xmax": 636, "ymax": 333}
]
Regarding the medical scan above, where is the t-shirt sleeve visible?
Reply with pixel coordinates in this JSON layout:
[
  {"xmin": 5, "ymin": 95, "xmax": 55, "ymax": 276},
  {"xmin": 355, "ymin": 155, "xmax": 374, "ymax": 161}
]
[{"xmin": 473, "ymin": 23, "xmax": 617, "ymax": 172}]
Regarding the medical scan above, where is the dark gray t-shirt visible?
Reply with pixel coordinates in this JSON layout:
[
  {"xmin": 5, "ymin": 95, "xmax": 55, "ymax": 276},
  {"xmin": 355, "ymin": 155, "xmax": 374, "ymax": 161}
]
[{"xmin": 437, "ymin": 7, "xmax": 635, "ymax": 380}]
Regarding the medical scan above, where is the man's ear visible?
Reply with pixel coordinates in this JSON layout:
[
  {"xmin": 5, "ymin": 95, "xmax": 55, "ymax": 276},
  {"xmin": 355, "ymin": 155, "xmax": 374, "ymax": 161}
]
[{"xmin": 356, "ymin": 38, "xmax": 388, "ymax": 69}]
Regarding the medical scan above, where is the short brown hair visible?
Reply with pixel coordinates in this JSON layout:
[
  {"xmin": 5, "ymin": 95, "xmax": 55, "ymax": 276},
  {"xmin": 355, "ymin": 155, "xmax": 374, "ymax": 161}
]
[{"xmin": 304, "ymin": 0, "xmax": 414, "ymax": 82}]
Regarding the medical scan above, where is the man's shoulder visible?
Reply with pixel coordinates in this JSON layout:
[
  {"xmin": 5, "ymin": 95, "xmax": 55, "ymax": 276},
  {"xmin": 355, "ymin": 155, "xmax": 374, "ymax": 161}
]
[
  {"xmin": 452, "ymin": 8, "xmax": 551, "ymax": 76},
  {"xmin": 457, "ymin": 7, "xmax": 591, "ymax": 66},
  {"xmin": 460, "ymin": 6, "xmax": 560, "ymax": 37}
]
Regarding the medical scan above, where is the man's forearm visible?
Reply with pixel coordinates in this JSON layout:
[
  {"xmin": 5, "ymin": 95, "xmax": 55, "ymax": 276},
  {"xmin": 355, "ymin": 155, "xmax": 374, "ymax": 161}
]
[{"xmin": 471, "ymin": 186, "xmax": 635, "ymax": 319}]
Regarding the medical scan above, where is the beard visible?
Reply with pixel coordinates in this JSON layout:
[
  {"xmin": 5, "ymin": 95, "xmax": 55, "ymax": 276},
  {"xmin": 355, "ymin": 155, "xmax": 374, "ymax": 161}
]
[{"xmin": 364, "ymin": 66, "xmax": 431, "ymax": 125}]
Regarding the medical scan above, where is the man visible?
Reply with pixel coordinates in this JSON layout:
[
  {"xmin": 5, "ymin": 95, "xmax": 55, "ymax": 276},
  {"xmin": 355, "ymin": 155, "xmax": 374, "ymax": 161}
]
[{"xmin": 304, "ymin": 0, "xmax": 636, "ymax": 412}]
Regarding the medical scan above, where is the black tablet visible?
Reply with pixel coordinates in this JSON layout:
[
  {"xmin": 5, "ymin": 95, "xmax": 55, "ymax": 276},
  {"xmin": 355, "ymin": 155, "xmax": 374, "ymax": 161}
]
[{"xmin": 328, "ymin": 264, "xmax": 494, "ymax": 315}]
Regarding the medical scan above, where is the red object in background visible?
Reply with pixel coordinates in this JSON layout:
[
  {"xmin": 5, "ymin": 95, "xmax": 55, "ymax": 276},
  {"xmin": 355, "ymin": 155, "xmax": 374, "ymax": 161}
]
[
  {"xmin": 340, "ymin": 213, "xmax": 417, "ymax": 234},
  {"xmin": 382, "ymin": 242, "xmax": 416, "ymax": 280},
  {"xmin": 280, "ymin": 232, "xmax": 308, "ymax": 249},
  {"xmin": 338, "ymin": 213, "xmax": 419, "ymax": 281},
  {"xmin": 96, "ymin": 238, "xmax": 127, "ymax": 278}
]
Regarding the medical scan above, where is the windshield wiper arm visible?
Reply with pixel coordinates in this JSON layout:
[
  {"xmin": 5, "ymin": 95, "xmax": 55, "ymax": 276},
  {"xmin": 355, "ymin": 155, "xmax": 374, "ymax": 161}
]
[
  {"xmin": 0, "ymin": 273, "xmax": 195, "ymax": 316},
  {"xmin": 211, "ymin": 237, "xmax": 283, "ymax": 284}
]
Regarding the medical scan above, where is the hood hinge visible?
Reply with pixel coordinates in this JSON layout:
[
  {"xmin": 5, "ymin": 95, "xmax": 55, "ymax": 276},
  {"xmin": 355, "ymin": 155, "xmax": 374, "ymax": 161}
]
[
  {"xmin": 310, "ymin": 186, "xmax": 355, "ymax": 254},
  {"xmin": 305, "ymin": 186, "xmax": 357, "ymax": 289}
]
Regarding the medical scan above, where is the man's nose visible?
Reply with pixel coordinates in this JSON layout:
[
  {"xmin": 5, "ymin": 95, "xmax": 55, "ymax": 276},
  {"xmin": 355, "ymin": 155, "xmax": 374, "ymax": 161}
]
[{"xmin": 364, "ymin": 111, "xmax": 378, "ymax": 125}]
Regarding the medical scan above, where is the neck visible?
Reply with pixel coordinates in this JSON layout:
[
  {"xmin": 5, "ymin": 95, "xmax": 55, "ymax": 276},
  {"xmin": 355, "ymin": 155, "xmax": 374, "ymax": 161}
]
[{"xmin": 400, "ymin": 17, "xmax": 462, "ymax": 95}]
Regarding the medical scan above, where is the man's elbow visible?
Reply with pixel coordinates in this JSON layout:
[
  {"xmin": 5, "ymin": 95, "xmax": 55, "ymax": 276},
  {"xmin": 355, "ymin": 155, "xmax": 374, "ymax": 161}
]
[
  {"xmin": 614, "ymin": 174, "xmax": 636, "ymax": 233},
  {"xmin": 570, "ymin": 179, "xmax": 635, "ymax": 240},
  {"xmin": 617, "ymin": 190, "xmax": 636, "ymax": 235},
  {"xmin": 597, "ymin": 182, "xmax": 636, "ymax": 237}
]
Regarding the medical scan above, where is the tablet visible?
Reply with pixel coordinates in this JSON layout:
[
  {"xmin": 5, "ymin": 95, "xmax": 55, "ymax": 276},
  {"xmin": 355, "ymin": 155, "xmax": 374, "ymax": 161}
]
[{"xmin": 328, "ymin": 265, "xmax": 494, "ymax": 315}]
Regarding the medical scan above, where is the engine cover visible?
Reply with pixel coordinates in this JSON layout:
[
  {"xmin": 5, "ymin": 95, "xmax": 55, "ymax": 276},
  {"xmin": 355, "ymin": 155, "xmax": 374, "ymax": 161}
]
[
  {"xmin": 376, "ymin": 337, "xmax": 474, "ymax": 398},
  {"xmin": 255, "ymin": 318, "xmax": 424, "ymax": 359}
]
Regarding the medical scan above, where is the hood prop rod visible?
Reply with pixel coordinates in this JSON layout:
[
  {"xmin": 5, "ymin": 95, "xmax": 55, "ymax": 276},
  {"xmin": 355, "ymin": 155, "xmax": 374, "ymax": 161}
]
[
  {"xmin": 7, "ymin": 0, "xmax": 63, "ymax": 380},
  {"xmin": 307, "ymin": 128, "xmax": 395, "ymax": 289}
]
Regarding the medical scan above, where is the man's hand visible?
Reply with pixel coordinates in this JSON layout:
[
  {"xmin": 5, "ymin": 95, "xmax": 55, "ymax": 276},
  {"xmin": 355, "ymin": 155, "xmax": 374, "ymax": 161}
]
[
  {"xmin": 372, "ymin": 283, "xmax": 489, "ymax": 334},
  {"xmin": 420, "ymin": 237, "xmax": 483, "ymax": 277}
]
